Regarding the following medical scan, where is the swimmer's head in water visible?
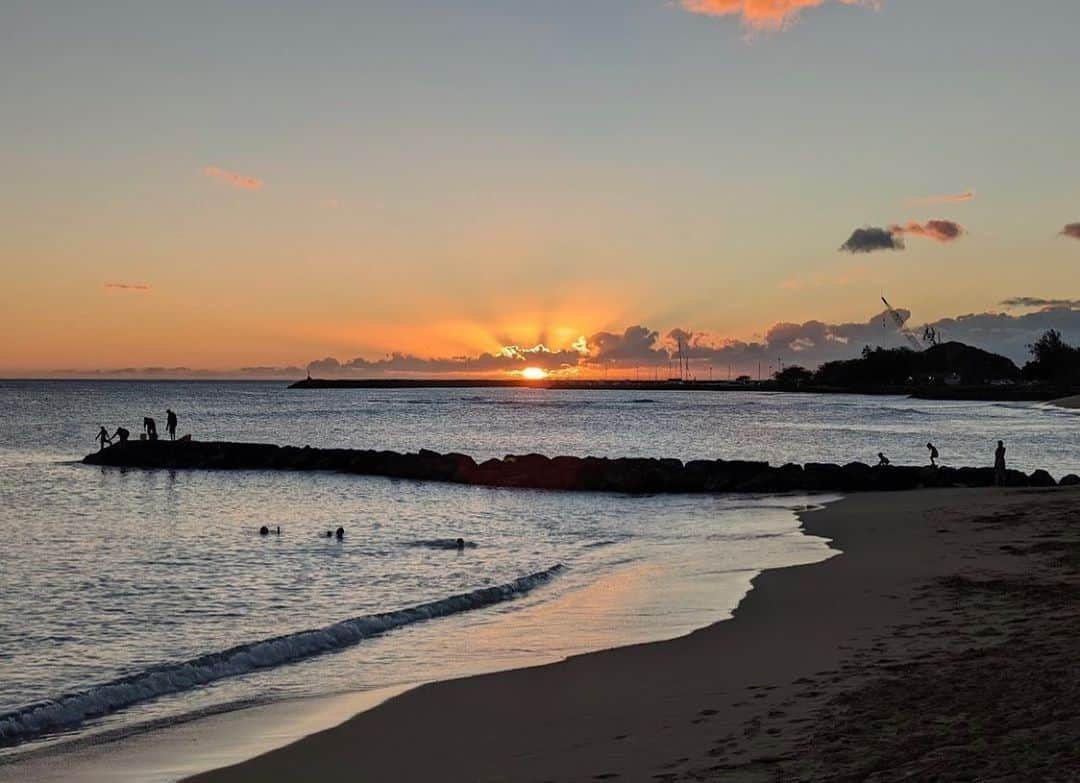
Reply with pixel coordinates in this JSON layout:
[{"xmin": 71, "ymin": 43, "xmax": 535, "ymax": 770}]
[
  {"xmin": 259, "ymin": 526, "xmax": 269, "ymax": 536},
  {"xmin": 456, "ymin": 538, "xmax": 465, "ymax": 548},
  {"xmin": 335, "ymin": 527, "xmax": 344, "ymax": 539}
]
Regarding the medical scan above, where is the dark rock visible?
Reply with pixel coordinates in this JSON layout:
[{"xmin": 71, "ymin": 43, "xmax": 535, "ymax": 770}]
[
  {"xmin": 1004, "ymin": 469, "xmax": 1030, "ymax": 487},
  {"xmin": 1060, "ymin": 474, "xmax": 1080, "ymax": 486},
  {"xmin": 1028, "ymin": 469, "xmax": 1057, "ymax": 487},
  {"xmin": 803, "ymin": 463, "xmax": 845, "ymax": 491},
  {"xmin": 955, "ymin": 467, "xmax": 995, "ymax": 487}
]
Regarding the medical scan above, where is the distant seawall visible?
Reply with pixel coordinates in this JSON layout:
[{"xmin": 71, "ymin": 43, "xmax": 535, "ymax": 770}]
[{"xmin": 83, "ymin": 441, "xmax": 1075, "ymax": 494}]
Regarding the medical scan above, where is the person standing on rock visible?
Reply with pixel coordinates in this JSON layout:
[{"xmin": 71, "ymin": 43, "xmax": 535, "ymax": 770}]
[
  {"xmin": 166, "ymin": 409, "xmax": 178, "ymax": 440},
  {"xmin": 96, "ymin": 426, "xmax": 112, "ymax": 450},
  {"xmin": 926, "ymin": 442, "xmax": 939, "ymax": 467},
  {"xmin": 994, "ymin": 440, "xmax": 1007, "ymax": 486}
]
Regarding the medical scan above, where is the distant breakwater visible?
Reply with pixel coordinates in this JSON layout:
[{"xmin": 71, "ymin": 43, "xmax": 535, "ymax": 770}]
[{"xmin": 83, "ymin": 441, "xmax": 1077, "ymax": 494}]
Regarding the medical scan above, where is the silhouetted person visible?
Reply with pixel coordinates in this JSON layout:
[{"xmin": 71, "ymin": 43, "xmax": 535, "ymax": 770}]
[
  {"xmin": 113, "ymin": 426, "xmax": 130, "ymax": 444},
  {"xmin": 144, "ymin": 417, "xmax": 158, "ymax": 441},
  {"xmin": 927, "ymin": 442, "xmax": 939, "ymax": 467},
  {"xmin": 166, "ymin": 409, "xmax": 177, "ymax": 440},
  {"xmin": 325, "ymin": 530, "xmax": 333, "ymax": 538},
  {"xmin": 335, "ymin": 526, "xmax": 345, "ymax": 540},
  {"xmin": 876, "ymin": 453, "xmax": 890, "ymax": 467},
  {"xmin": 96, "ymin": 426, "xmax": 112, "ymax": 450},
  {"xmin": 260, "ymin": 525, "xmax": 269, "ymax": 536},
  {"xmin": 994, "ymin": 440, "xmax": 1007, "ymax": 486},
  {"xmin": 456, "ymin": 537, "xmax": 465, "ymax": 550}
]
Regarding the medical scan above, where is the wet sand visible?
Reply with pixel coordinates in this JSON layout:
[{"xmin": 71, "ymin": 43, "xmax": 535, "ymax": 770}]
[
  {"xmin": 190, "ymin": 487, "xmax": 1080, "ymax": 782},
  {"xmin": 1051, "ymin": 394, "xmax": 1080, "ymax": 409}
]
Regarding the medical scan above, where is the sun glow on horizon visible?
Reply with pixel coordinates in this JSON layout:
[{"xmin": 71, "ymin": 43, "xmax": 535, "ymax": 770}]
[{"xmin": 521, "ymin": 367, "xmax": 549, "ymax": 380}]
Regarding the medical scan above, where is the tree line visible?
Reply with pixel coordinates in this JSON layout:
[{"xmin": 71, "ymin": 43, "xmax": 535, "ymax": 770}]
[{"xmin": 773, "ymin": 330, "xmax": 1079, "ymax": 391}]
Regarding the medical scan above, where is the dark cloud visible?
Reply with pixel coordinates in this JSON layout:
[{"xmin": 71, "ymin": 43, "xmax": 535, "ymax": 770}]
[
  {"xmin": 1062, "ymin": 223, "xmax": 1080, "ymax": 240},
  {"xmin": 1001, "ymin": 297, "xmax": 1080, "ymax": 310},
  {"xmin": 839, "ymin": 226, "xmax": 903, "ymax": 254},
  {"xmin": 589, "ymin": 326, "xmax": 668, "ymax": 364}
]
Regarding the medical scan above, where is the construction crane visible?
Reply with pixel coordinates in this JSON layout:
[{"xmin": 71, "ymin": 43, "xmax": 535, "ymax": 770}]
[{"xmin": 881, "ymin": 297, "xmax": 926, "ymax": 351}]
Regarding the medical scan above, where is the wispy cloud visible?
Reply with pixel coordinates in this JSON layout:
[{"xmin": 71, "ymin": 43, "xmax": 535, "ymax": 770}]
[
  {"xmin": 906, "ymin": 190, "xmax": 976, "ymax": 206},
  {"xmin": 1001, "ymin": 297, "xmax": 1080, "ymax": 310},
  {"xmin": 1061, "ymin": 223, "xmax": 1080, "ymax": 240},
  {"xmin": 203, "ymin": 165, "xmax": 263, "ymax": 191},
  {"xmin": 889, "ymin": 219, "xmax": 965, "ymax": 243},
  {"xmin": 679, "ymin": 0, "xmax": 874, "ymax": 32},
  {"xmin": 103, "ymin": 282, "xmax": 151, "ymax": 291}
]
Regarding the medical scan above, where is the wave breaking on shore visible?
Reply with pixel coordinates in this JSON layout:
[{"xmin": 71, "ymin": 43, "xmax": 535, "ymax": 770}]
[{"xmin": 0, "ymin": 564, "xmax": 564, "ymax": 746}]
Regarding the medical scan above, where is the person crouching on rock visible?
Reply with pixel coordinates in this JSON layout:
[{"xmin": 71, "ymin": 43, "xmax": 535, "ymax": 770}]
[
  {"xmin": 876, "ymin": 452, "xmax": 890, "ymax": 467},
  {"xmin": 144, "ymin": 417, "xmax": 158, "ymax": 441},
  {"xmin": 113, "ymin": 426, "xmax": 130, "ymax": 444}
]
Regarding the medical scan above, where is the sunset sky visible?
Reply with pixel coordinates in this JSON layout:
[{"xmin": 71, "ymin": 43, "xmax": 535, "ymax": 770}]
[{"xmin": 2, "ymin": 1, "xmax": 1078, "ymax": 377}]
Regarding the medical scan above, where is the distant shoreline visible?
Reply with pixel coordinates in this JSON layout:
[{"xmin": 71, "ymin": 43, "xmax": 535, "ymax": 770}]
[{"xmin": 290, "ymin": 377, "xmax": 1065, "ymax": 401}]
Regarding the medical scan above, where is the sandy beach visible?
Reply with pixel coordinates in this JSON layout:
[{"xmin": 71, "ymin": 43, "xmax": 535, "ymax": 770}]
[{"xmin": 188, "ymin": 486, "xmax": 1080, "ymax": 782}]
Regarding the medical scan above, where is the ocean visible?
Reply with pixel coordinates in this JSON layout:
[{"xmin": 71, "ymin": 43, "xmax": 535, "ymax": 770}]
[{"xmin": 0, "ymin": 381, "xmax": 1075, "ymax": 780}]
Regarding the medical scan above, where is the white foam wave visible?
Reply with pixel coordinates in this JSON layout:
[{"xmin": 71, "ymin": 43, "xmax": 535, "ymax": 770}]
[{"xmin": 0, "ymin": 564, "xmax": 563, "ymax": 745}]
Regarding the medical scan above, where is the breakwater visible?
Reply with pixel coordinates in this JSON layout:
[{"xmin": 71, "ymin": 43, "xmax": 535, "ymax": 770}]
[{"xmin": 83, "ymin": 441, "xmax": 1076, "ymax": 494}]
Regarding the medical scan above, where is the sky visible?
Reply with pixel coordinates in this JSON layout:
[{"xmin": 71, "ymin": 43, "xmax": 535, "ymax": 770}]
[{"xmin": 2, "ymin": 0, "xmax": 1079, "ymax": 378}]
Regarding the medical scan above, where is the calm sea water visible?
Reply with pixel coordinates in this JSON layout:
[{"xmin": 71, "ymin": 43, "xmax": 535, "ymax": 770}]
[{"xmin": 0, "ymin": 381, "xmax": 1075, "ymax": 773}]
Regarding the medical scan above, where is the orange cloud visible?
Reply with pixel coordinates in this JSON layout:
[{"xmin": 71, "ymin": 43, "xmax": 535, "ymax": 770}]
[
  {"xmin": 104, "ymin": 282, "xmax": 151, "ymax": 291},
  {"xmin": 889, "ymin": 219, "xmax": 965, "ymax": 243},
  {"xmin": 907, "ymin": 190, "xmax": 976, "ymax": 206},
  {"xmin": 680, "ymin": 0, "xmax": 873, "ymax": 31},
  {"xmin": 203, "ymin": 165, "xmax": 263, "ymax": 191}
]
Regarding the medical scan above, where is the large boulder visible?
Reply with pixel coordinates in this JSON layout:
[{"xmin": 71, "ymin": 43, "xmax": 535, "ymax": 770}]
[
  {"xmin": 1028, "ymin": 469, "xmax": 1057, "ymax": 487},
  {"xmin": 840, "ymin": 462, "xmax": 874, "ymax": 491},
  {"xmin": 802, "ymin": 462, "xmax": 844, "ymax": 491},
  {"xmin": 1004, "ymin": 469, "xmax": 1030, "ymax": 487},
  {"xmin": 955, "ymin": 467, "xmax": 995, "ymax": 487},
  {"xmin": 1060, "ymin": 474, "xmax": 1080, "ymax": 486}
]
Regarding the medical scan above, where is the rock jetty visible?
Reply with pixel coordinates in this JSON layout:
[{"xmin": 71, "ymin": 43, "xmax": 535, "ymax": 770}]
[{"xmin": 83, "ymin": 441, "xmax": 1064, "ymax": 494}]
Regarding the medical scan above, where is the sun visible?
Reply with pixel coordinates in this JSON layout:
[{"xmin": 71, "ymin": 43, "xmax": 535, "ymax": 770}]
[{"xmin": 521, "ymin": 367, "xmax": 548, "ymax": 380}]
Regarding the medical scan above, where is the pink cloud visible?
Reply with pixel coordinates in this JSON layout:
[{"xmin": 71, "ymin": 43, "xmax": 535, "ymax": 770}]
[
  {"xmin": 203, "ymin": 165, "xmax": 263, "ymax": 191},
  {"xmin": 679, "ymin": 0, "xmax": 873, "ymax": 31},
  {"xmin": 889, "ymin": 219, "xmax": 965, "ymax": 243},
  {"xmin": 906, "ymin": 190, "xmax": 976, "ymax": 206},
  {"xmin": 104, "ymin": 282, "xmax": 151, "ymax": 291}
]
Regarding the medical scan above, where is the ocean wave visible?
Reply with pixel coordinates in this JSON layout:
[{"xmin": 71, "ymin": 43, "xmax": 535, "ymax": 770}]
[{"xmin": 0, "ymin": 564, "xmax": 563, "ymax": 746}]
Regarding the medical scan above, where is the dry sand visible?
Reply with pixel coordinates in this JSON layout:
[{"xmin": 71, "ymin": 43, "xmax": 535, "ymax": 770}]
[
  {"xmin": 189, "ymin": 487, "xmax": 1080, "ymax": 782},
  {"xmin": 1051, "ymin": 394, "xmax": 1080, "ymax": 410}
]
